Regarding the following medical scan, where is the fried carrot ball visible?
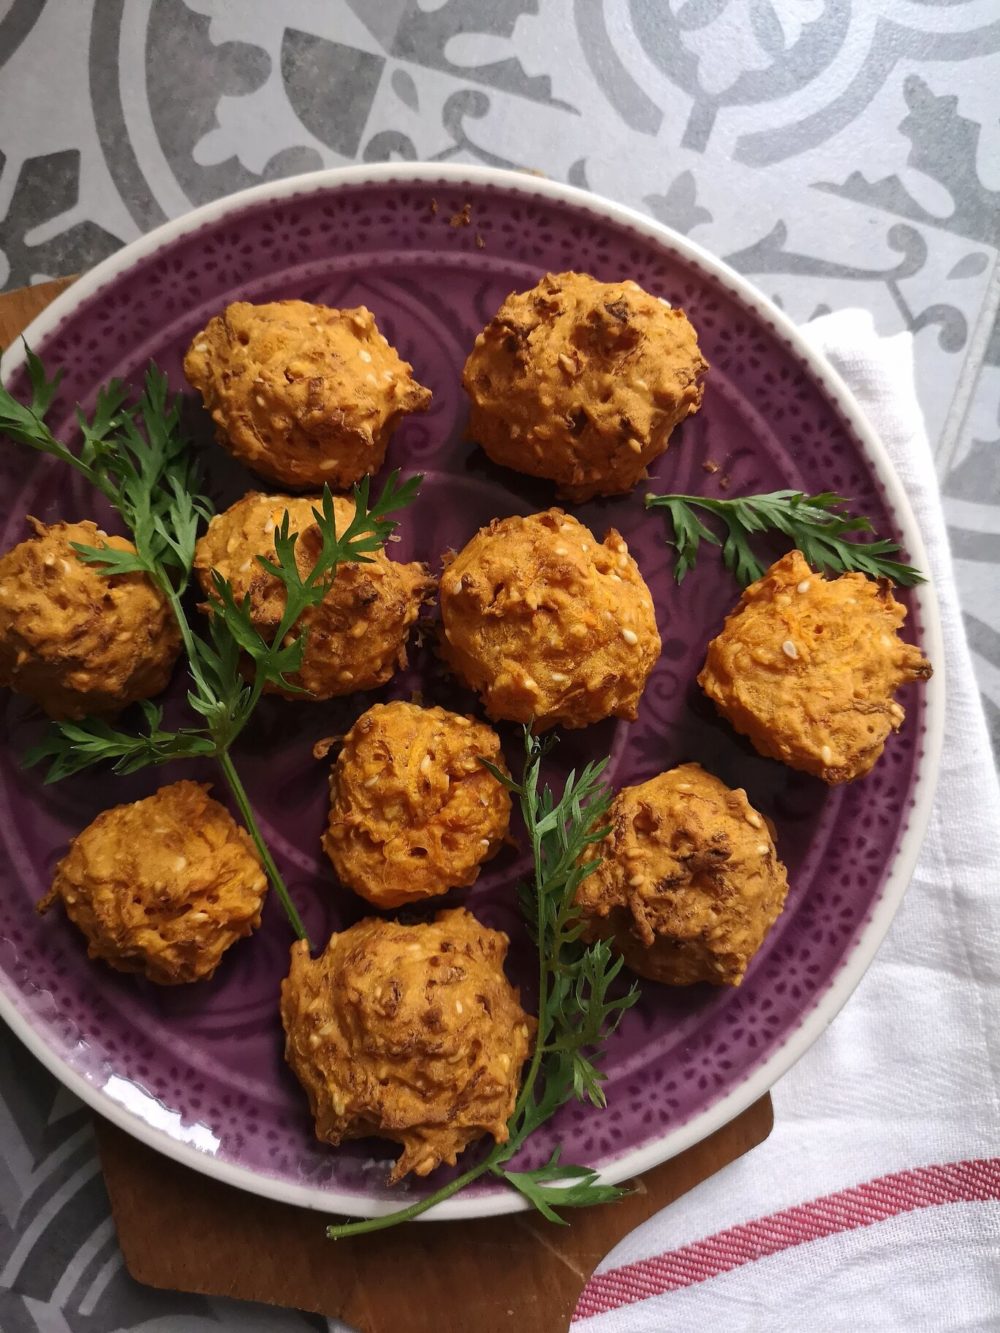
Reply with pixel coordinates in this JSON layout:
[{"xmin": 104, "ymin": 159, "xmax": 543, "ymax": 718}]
[
  {"xmin": 439, "ymin": 509, "xmax": 660, "ymax": 730},
  {"xmin": 281, "ymin": 908, "xmax": 535, "ymax": 1182},
  {"xmin": 194, "ymin": 492, "xmax": 434, "ymax": 700},
  {"xmin": 184, "ymin": 299, "xmax": 432, "ymax": 490},
  {"xmin": 322, "ymin": 701, "xmax": 511, "ymax": 908},
  {"xmin": 576, "ymin": 764, "xmax": 789, "ymax": 987},
  {"xmin": 0, "ymin": 519, "xmax": 180, "ymax": 720},
  {"xmin": 698, "ymin": 551, "xmax": 933, "ymax": 784},
  {"xmin": 462, "ymin": 272, "xmax": 707, "ymax": 501},
  {"xmin": 38, "ymin": 781, "xmax": 267, "ymax": 985}
]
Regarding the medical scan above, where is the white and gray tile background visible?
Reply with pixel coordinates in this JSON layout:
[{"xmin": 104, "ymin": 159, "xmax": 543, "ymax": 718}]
[{"xmin": 0, "ymin": 3, "xmax": 997, "ymax": 1329}]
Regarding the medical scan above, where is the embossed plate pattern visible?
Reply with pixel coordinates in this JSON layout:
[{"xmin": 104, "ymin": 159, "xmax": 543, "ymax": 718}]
[{"xmin": 0, "ymin": 165, "xmax": 943, "ymax": 1220}]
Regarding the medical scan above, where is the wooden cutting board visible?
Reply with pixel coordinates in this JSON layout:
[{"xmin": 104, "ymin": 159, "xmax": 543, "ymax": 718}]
[
  {"xmin": 0, "ymin": 275, "xmax": 76, "ymax": 344},
  {"xmin": 95, "ymin": 1101, "xmax": 771, "ymax": 1332},
  {"xmin": 2, "ymin": 277, "xmax": 773, "ymax": 1332}
]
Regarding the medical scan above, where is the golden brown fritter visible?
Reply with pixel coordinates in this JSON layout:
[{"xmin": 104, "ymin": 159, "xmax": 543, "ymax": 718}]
[
  {"xmin": 439, "ymin": 508, "xmax": 660, "ymax": 730},
  {"xmin": 281, "ymin": 908, "xmax": 535, "ymax": 1182},
  {"xmin": 323, "ymin": 701, "xmax": 511, "ymax": 908},
  {"xmin": 184, "ymin": 299, "xmax": 432, "ymax": 490},
  {"xmin": 39, "ymin": 781, "xmax": 267, "ymax": 985},
  {"xmin": 194, "ymin": 492, "xmax": 434, "ymax": 700},
  {"xmin": 698, "ymin": 550, "xmax": 933, "ymax": 784},
  {"xmin": 0, "ymin": 519, "xmax": 180, "ymax": 720},
  {"xmin": 576, "ymin": 764, "xmax": 789, "ymax": 986},
  {"xmin": 462, "ymin": 272, "xmax": 707, "ymax": 501}
]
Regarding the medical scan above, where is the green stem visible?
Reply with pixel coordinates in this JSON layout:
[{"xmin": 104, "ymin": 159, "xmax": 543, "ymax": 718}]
[
  {"xmin": 522, "ymin": 782, "xmax": 551, "ymax": 1101},
  {"xmin": 217, "ymin": 749, "xmax": 311, "ymax": 948},
  {"xmin": 156, "ymin": 576, "xmax": 310, "ymax": 944},
  {"xmin": 326, "ymin": 1152, "xmax": 502, "ymax": 1239},
  {"xmin": 158, "ymin": 578, "xmax": 206, "ymax": 683}
]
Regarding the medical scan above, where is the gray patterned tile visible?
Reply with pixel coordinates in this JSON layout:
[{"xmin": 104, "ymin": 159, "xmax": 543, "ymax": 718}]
[
  {"xmin": 343, "ymin": 0, "xmax": 410, "ymax": 52},
  {"xmin": 281, "ymin": 29, "xmax": 385, "ymax": 157},
  {"xmin": 0, "ymin": 150, "xmax": 122, "ymax": 287},
  {"xmin": 0, "ymin": 1, "xmax": 45, "ymax": 69},
  {"xmin": 817, "ymin": 75, "xmax": 1000, "ymax": 246},
  {"xmin": 391, "ymin": 0, "xmax": 566, "ymax": 105}
]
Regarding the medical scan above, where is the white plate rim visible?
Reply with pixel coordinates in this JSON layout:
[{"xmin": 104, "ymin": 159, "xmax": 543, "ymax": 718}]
[{"xmin": 0, "ymin": 161, "xmax": 945, "ymax": 1221}]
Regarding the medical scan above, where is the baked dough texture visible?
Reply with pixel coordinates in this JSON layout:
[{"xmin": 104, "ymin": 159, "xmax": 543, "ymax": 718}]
[
  {"xmin": 439, "ymin": 508, "xmax": 660, "ymax": 730},
  {"xmin": 462, "ymin": 272, "xmax": 707, "ymax": 500},
  {"xmin": 184, "ymin": 300, "xmax": 432, "ymax": 489},
  {"xmin": 323, "ymin": 701, "xmax": 511, "ymax": 907},
  {"xmin": 0, "ymin": 518, "xmax": 180, "ymax": 719},
  {"xmin": 698, "ymin": 550, "xmax": 932, "ymax": 783},
  {"xmin": 576, "ymin": 763, "xmax": 789, "ymax": 986},
  {"xmin": 39, "ymin": 781, "xmax": 267, "ymax": 984},
  {"xmin": 194, "ymin": 492, "xmax": 433, "ymax": 700},
  {"xmin": 281, "ymin": 908, "xmax": 535, "ymax": 1182}
]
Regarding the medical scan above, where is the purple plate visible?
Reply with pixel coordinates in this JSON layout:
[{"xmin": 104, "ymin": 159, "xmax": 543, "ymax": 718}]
[{"xmin": 0, "ymin": 166, "xmax": 943, "ymax": 1220}]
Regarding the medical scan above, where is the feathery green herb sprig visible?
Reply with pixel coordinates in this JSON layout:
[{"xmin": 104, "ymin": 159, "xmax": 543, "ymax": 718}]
[
  {"xmin": 644, "ymin": 489, "xmax": 924, "ymax": 587},
  {"xmin": 325, "ymin": 728, "xmax": 639, "ymax": 1238},
  {"xmin": 3, "ymin": 347, "xmax": 420, "ymax": 945}
]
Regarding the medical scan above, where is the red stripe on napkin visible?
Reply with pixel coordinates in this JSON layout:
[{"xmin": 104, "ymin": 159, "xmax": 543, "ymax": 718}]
[{"xmin": 574, "ymin": 1157, "xmax": 1000, "ymax": 1321}]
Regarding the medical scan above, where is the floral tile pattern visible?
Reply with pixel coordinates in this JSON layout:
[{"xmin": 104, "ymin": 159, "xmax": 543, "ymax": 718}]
[{"xmin": 0, "ymin": 3, "xmax": 997, "ymax": 1329}]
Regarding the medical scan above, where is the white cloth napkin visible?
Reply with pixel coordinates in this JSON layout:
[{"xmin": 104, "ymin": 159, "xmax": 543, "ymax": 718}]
[{"xmin": 574, "ymin": 310, "xmax": 1000, "ymax": 1331}]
